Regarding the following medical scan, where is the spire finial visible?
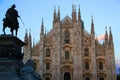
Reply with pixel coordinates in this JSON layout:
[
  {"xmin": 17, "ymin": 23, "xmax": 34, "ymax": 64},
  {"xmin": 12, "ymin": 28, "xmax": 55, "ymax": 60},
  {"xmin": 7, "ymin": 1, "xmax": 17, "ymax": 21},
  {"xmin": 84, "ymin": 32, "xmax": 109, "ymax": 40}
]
[
  {"xmin": 105, "ymin": 26, "xmax": 107, "ymax": 34},
  {"xmin": 33, "ymin": 38, "xmax": 35, "ymax": 46},
  {"xmin": 91, "ymin": 15, "xmax": 93, "ymax": 23},
  {"xmin": 72, "ymin": 3, "xmax": 74, "ymax": 9},
  {"xmin": 78, "ymin": 4, "xmax": 81, "ymax": 22},
  {"xmin": 58, "ymin": 5, "xmax": 60, "ymax": 15},
  {"xmin": 109, "ymin": 26, "xmax": 112, "ymax": 34},
  {"xmin": 72, "ymin": 3, "xmax": 75, "ymax": 12},
  {"xmin": 58, "ymin": 5, "xmax": 60, "ymax": 11},
  {"xmin": 58, "ymin": 5, "xmax": 60, "ymax": 14},
  {"xmin": 25, "ymin": 29, "xmax": 28, "ymax": 33},
  {"xmin": 54, "ymin": 6, "xmax": 56, "ymax": 15},
  {"xmin": 29, "ymin": 28, "xmax": 31, "ymax": 36},
  {"xmin": 53, "ymin": 6, "xmax": 56, "ymax": 23},
  {"xmin": 42, "ymin": 17, "xmax": 43, "ymax": 24},
  {"xmin": 24, "ymin": 29, "xmax": 28, "ymax": 44},
  {"xmin": 57, "ymin": 5, "xmax": 60, "ymax": 22},
  {"xmin": 75, "ymin": 4, "xmax": 76, "ymax": 10},
  {"xmin": 91, "ymin": 15, "xmax": 94, "ymax": 34},
  {"xmin": 41, "ymin": 17, "xmax": 44, "ymax": 27},
  {"xmin": 45, "ymin": 27, "xmax": 46, "ymax": 35},
  {"xmin": 105, "ymin": 26, "xmax": 107, "ymax": 30},
  {"xmin": 109, "ymin": 26, "xmax": 113, "ymax": 47},
  {"xmin": 54, "ymin": 6, "xmax": 56, "ymax": 11},
  {"xmin": 40, "ymin": 17, "xmax": 44, "ymax": 35},
  {"xmin": 78, "ymin": 4, "xmax": 80, "ymax": 12},
  {"xmin": 79, "ymin": 4, "xmax": 80, "ymax": 8},
  {"xmin": 72, "ymin": 4, "xmax": 76, "ymax": 23}
]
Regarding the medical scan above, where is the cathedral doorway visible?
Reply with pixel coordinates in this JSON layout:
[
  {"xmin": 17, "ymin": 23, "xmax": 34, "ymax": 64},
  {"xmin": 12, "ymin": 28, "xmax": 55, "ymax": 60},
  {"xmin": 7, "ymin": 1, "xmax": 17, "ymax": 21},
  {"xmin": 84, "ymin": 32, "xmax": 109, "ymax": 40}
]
[
  {"xmin": 85, "ymin": 77, "xmax": 90, "ymax": 80},
  {"xmin": 99, "ymin": 78, "xmax": 104, "ymax": 80},
  {"xmin": 64, "ymin": 72, "xmax": 71, "ymax": 80},
  {"xmin": 45, "ymin": 77, "xmax": 50, "ymax": 80}
]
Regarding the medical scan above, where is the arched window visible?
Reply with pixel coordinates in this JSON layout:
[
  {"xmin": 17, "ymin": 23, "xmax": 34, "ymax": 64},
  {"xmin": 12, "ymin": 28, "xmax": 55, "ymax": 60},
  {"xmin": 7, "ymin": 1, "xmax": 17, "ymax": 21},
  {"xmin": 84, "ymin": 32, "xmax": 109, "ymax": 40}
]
[
  {"xmin": 45, "ymin": 77, "xmax": 50, "ymax": 80},
  {"xmin": 84, "ymin": 48, "xmax": 89, "ymax": 56},
  {"xmin": 85, "ymin": 62, "xmax": 89, "ymax": 70},
  {"xmin": 46, "ymin": 62, "xmax": 50, "ymax": 70},
  {"xmin": 46, "ymin": 49, "xmax": 50, "ymax": 57},
  {"xmin": 99, "ymin": 62, "xmax": 103, "ymax": 70},
  {"xmin": 64, "ymin": 30, "xmax": 70, "ymax": 43},
  {"xmin": 99, "ymin": 78, "xmax": 104, "ymax": 80},
  {"xmin": 65, "ymin": 51, "xmax": 69, "ymax": 60}
]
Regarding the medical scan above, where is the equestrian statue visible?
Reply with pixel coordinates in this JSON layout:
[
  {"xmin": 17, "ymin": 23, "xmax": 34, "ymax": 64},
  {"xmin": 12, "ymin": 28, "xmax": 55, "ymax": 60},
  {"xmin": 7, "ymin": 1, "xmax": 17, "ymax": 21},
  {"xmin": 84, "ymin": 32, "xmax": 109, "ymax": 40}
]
[{"xmin": 2, "ymin": 4, "xmax": 20, "ymax": 36}]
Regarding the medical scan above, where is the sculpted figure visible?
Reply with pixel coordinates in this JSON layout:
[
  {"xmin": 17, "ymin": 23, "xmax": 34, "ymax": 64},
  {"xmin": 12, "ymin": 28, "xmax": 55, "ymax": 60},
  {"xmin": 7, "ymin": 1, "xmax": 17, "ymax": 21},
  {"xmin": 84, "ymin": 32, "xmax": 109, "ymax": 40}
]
[
  {"xmin": 20, "ymin": 59, "xmax": 41, "ymax": 80},
  {"xmin": 3, "ymin": 4, "xmax": 20, "ymax": 36}
]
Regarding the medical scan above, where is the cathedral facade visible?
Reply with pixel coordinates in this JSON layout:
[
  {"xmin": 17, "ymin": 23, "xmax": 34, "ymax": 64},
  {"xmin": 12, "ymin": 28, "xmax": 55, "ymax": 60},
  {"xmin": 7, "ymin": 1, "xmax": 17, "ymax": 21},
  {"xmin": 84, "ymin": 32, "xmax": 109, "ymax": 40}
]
[{"xmin": 23, "ymin": 5, "xmax": 116, "ymax": 80}]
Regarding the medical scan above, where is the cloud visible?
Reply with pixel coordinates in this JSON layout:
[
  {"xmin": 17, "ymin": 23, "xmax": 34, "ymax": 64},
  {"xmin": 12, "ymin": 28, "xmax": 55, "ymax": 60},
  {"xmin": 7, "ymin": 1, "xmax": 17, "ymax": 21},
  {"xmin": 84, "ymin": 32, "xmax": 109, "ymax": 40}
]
[
  {"xmin": 96, "ymin": 34, "xmax": 105, "ymax": 44},
  {"xmin": 116, "ymin": 59, "xmax": 120, "ymax": 67},
  {"xmin": 96, "ymin": 34, "xmax": 105, "ymax": 41}
]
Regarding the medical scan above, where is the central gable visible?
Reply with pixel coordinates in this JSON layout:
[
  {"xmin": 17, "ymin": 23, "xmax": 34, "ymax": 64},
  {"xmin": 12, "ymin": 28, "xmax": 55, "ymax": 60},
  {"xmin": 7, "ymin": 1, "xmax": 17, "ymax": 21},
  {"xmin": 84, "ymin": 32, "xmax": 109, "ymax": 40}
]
[{"xmin": 61, "ymin": 16, "xmax": 72, "ymax": 28}]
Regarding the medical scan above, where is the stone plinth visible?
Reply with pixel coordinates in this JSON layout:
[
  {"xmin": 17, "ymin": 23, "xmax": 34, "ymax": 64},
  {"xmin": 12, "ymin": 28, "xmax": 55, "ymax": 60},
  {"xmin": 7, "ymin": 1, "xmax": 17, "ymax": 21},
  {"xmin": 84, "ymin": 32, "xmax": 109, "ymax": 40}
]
[
  {"xmin": 0, "ymin": 35, "xmax": 25, "ymax": 80},
  {"xmin": 0, "ymin": 35, "xmax": 25, "ymax": 60},
  {"xmin": 0, "ymin": 59, "xmax": 23, "ymax": 80}
]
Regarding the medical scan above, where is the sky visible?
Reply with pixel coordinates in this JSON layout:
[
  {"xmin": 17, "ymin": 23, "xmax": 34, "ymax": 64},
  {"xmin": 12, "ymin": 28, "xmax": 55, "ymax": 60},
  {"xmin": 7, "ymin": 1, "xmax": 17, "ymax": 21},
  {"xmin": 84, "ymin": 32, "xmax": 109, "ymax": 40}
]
[{"xmin": 0, "ymin": 0, "xmax": 120, "ymax": 73}]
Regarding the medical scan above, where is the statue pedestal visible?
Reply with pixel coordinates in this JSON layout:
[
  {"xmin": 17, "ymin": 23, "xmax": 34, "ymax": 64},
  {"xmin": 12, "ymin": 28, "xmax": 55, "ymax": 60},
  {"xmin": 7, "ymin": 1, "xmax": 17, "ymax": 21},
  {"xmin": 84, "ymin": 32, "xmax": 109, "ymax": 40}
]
[
  {"xmin": 0, "ymin": 59, "xmax": 23, "ymax": 80},
  {"xmin": 0, "ymin": 35, "xmax": 25, "ymax": 80}
]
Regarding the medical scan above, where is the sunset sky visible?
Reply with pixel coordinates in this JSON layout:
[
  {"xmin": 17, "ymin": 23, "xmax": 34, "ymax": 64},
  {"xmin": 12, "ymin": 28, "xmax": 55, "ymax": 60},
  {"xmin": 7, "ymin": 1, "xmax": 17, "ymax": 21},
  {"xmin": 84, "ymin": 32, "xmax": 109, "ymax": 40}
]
[{"xmin": 0, "ymin": 0, "xmax": 120, "ymax": 74}]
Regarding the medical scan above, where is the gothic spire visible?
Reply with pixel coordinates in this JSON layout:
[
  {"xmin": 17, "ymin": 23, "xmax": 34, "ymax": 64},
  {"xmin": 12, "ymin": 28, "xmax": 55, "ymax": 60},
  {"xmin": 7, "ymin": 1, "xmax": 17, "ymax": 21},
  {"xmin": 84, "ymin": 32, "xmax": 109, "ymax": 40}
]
[
  {"xmin": 91, "ymin": 15, "xmax": 95, "ymax": 34},
  {"xmin": 72, "ymin": 4, "xmax": 77, "ymax": 23},
  {"xmin": 29, "ymin": 28, "xmax": 31, "ymax": 37},
  {"xmin": 78, "ymin": 5, "xmax": 81, "ymax": 22},
  {"xmin": 33, "ymin": 38, "xmax": 35, "ymax": 47},
  {"xmin": 41, "ymin": 18, "xmax": 44, "ymax": 34},
  {"xmin": 72, "ymin": 4, "xmax": 76, "ymax": 12},
  {"xmin": 109, "ymin": 27, "xmax": 113, "ymax": 41},
  {"xmin": 57, "ymin": 6, "xmax": 60, "ymax": 22},
  {"xmin": 109, "ymin": 26, "xmax": 113, "ymax": 47},
  {"xmin": 105, "ymin": 27, "xmax": 108, "ymax": 44},
  {"xmin": 28, "ymin": 28, "xmax": 32, "ymax": 48},
  {"xmin": 53, "ymin": 6, "xmax": 56, "ymax": 23},
  {"xmin": 40, "ymin": 18, "xmax": 44, "ymax": 40},
  {"xmin": 24, "ymin": 29, "xmax": 28, "ymax": 44}
]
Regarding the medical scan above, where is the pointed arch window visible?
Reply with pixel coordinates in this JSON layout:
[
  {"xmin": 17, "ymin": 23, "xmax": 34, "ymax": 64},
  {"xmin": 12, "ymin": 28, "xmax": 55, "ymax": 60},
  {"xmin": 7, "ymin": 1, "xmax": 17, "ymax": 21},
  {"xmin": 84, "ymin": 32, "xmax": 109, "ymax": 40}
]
[
  {"xmin": 84, "ymin": 48, "xmax": 89, "ymax": 56},
  {"xmin": 85, "ymin": 62, "xmax": 89, "ymax": 70},
  {"xmin": 64, "ymin": 30, "xmax": 70, "ymax": 43},
  {"xmin": 65, "ymin": 51, "xmax": 69, "ymax": 60},
  {"xmin": 46, "ymin": 62, "xmax": 50, "ymax": 70},
  {"xmin": 46, "ymin": 49, "xmax": 50, "ymax": 57},
  {"xmin": 99, "ymin": 62, "xmax": 103, "ymax": 70}
]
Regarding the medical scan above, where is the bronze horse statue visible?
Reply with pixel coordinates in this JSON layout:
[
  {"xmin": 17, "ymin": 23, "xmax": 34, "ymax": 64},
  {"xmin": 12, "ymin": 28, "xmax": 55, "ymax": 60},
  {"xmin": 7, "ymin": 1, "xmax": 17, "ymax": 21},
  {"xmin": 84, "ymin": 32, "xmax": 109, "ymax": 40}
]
[
  {"xmin": 2, "ymin": 4, "xmax": 20, "ymax": 36},
  {"xmin": 2, "ymin": 18, "xmax": 18, "ymax": 36}
]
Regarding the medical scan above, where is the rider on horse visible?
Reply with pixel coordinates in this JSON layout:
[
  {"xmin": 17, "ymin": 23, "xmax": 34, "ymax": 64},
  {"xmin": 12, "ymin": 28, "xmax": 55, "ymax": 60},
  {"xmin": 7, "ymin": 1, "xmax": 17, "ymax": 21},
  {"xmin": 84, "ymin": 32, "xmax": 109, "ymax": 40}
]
[
  {"xmin": 3, "ymin": 4, "xmax": 20, "ymax": 36},
  {"xmin": 5, "ymin": 4, "xmax": 20, "ymax": 28}
]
